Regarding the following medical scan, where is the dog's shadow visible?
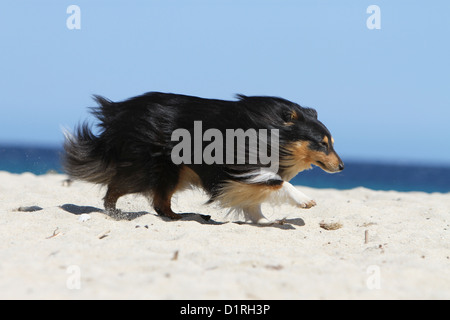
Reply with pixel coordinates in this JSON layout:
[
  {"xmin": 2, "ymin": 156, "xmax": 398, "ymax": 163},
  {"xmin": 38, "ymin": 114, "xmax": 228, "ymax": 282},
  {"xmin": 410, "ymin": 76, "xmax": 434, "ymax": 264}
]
[
  {"xmin": 59, "ymin": 204, "xmax": 224, "ymax": 225},
  {"xmin": 59, "ymin": 204, "xmax": 104, "ymax": 215},
  {"xmin": 233, "ymin": 217, "xmax": 305, "ymax": 230},
  {"xmin": 59, "ymin": 204, "xmax": 304, "ymax": 228}
]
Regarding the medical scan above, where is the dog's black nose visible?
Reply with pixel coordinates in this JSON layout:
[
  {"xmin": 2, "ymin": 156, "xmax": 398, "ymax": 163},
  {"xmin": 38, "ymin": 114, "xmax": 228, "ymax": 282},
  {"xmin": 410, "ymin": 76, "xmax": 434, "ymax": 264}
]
[{"xmin": 339, "ymin": 162, "xmax": 345, "ymax": 171}]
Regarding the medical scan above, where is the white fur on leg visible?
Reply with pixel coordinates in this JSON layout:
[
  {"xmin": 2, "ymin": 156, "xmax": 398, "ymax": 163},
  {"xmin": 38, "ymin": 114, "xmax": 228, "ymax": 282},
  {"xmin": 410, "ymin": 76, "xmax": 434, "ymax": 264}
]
[
  {"xmin": 242, "ymin": 204, "xmax": 273, "ymax": 225},
  {"xmin": 276, "ymin": 181, "xmax": 316, "ymax": 208}
]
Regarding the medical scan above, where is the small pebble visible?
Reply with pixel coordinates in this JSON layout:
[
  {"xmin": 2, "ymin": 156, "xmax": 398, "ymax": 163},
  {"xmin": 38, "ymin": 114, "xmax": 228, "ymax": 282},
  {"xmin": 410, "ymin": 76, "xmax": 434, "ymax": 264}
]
[{"xmin": 319, "ymin": 221, "xmax": 343, "ymax": 230}]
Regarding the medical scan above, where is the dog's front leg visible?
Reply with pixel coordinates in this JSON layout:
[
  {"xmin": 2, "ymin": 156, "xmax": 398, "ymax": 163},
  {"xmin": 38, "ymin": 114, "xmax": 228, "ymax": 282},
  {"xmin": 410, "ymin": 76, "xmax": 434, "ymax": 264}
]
[
  {"xmin": 281, "ymin": 181, "xmax": 316, "ymax": 209},
  {"xmin": 242, "ymin": 204, "xmax": 274, "ymax": 225}
]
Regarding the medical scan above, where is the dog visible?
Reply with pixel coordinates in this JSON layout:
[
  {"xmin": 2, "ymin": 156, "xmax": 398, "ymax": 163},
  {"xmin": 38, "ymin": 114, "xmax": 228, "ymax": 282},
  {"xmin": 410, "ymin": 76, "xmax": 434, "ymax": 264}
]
[{"xmin": 63, "ymin": 92, "xmax": 344, "ymax": 224}]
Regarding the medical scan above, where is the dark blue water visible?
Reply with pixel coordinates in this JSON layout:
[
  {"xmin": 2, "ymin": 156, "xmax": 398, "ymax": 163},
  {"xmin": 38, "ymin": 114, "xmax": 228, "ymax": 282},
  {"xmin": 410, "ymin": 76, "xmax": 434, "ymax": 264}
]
[
  {"xmin": 291, "ymin": 161, "xmax": 450, "ymax": 193},
  {"xmin": 1, "ymin": 145, "xmax": 450, "ymax": 193},
  {"xmin": 0, "ymin": 145, "xmax": 64, "ymax": 175}
]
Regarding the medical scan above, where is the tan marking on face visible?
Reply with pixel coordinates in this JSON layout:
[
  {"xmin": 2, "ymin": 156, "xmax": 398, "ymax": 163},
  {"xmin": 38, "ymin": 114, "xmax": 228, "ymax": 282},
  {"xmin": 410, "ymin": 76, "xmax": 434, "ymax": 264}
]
[
  {"xmin": 280, "ymin": 140, "xmax": 342, "ymax": 179},
  {"xmin": 290, "ymin": 110, "xmax": 298, "ymax": 120},
  {"xmin": 216, "ymin": 181, "xmax": 282, "ymax": 208},
  {"xmin": 331, "ymin": 136, "xmax": 335, "ymax": 145},
  {"xmin": 322, "ymin": 136, "xmax": 329, "ymax": 147}
]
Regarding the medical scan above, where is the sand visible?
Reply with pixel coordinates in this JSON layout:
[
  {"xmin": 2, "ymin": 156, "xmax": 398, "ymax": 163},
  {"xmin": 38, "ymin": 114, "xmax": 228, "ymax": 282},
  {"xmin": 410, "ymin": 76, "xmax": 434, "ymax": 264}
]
[{"xmin": 0, "ymin": 171, "xmax": 449, "ymax": 299}]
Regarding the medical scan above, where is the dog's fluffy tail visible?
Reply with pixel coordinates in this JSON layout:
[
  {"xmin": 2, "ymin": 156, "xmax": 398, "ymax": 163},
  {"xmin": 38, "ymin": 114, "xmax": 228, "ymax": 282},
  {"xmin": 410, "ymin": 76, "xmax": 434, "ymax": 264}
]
[{"xmin": 63, "ymin": 122, "xmax": 114, "ymax": 185}]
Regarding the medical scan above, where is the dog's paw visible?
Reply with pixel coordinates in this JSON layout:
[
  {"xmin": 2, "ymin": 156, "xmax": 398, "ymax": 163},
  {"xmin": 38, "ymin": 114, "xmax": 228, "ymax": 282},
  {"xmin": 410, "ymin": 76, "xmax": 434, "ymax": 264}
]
[
  {"xmin": 297, "ymin": 199, "xmax": 316, "ymax": 209},
  {"xmin": 244, "ymin": 217, "xmax": 275, "ymax": 226},
  {"xmin": 256, "ymin": 218, "xmax": 276, "ymax": 226}
]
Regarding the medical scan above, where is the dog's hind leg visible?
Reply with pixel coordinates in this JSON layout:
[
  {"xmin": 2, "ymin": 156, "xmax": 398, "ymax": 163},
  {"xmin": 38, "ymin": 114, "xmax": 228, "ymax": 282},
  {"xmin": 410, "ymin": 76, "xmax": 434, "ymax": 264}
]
[
  {"xmin": 152, "ymin": 189, "xmax": 182, "ymax": 220},
  {"xmin": 103, "ymin": 185, "xmax": 127, "ymax": 217},
  {"xmin": 150, "ymin": 164, "xmax": 204, "ymax": 220},
  {"xmin": 151, "ymin": 168, "xmax": 184, "ymax": 220}
]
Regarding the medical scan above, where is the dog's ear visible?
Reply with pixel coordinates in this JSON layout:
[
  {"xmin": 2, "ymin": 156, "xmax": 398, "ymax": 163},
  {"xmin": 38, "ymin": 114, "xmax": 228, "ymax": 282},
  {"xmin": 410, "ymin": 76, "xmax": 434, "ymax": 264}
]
[
  {"xmin": 303, "ymin": 108, "xmax": 318, "ymax": 119},
  {"xmin": 283, "ymin": 107, "xmax": 318, "ymax": 124}
]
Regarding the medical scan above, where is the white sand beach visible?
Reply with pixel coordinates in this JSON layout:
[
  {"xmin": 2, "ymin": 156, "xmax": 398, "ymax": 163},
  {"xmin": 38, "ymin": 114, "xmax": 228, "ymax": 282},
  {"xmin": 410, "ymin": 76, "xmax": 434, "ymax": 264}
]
[{"xmin": 0, "ymin": 171, "xmax": 449, "ymax": 299}]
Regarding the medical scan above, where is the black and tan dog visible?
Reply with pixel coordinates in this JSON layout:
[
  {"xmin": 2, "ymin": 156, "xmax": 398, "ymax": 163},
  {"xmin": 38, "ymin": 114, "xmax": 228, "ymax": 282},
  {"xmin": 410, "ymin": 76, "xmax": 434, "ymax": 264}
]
[{"xmin": 64, "ymin": 92, "xmax": 343, "ymax": 224}]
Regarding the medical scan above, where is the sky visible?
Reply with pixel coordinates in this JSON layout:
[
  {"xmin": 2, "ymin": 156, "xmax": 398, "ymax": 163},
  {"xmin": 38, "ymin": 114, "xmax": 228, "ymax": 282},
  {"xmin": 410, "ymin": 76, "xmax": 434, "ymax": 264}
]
[{"xmin": 0, "ymin": 0, "xmax": 449, "ymax": 165}]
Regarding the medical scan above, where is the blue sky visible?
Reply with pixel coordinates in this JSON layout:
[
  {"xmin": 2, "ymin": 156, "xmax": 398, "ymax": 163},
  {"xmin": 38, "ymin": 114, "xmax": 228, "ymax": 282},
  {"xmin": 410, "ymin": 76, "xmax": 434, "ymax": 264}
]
[{"xmin": 0, "ymin": 0, "xmax": 449, "ymax": 165}]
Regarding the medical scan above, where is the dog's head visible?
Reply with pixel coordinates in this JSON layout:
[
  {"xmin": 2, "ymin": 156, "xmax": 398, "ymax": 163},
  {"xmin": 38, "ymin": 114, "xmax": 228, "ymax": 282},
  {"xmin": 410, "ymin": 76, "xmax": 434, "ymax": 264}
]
[{"xmin": 279, "ymin": 104, "xmax": 344, "ymax": 180}]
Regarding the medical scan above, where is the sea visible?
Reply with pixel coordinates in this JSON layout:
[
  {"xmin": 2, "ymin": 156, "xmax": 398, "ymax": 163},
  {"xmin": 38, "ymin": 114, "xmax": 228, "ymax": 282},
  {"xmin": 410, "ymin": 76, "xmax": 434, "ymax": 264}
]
[{"xmin": 1, "ymin": 145, "xmax": 450, "ymax": 194}]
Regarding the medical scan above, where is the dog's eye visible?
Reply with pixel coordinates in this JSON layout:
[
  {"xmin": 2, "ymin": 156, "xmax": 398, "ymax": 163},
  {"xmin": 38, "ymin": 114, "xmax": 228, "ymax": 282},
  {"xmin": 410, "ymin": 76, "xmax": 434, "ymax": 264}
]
[
  {"xmin": 320, "ymin": 142, "xmax": 328, "ymax": 149},
  {"xmin": 283, "ymin": 110, "xmax": 298, "ymax": 123}
]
